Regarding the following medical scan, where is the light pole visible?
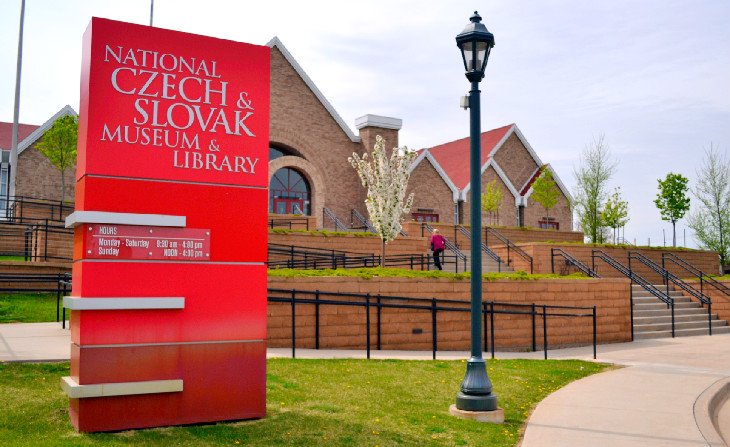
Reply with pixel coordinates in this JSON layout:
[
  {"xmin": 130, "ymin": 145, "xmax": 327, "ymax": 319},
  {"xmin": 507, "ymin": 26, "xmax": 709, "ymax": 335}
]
[{"xmin": 454, "ymin": 11, "xmax": 498, "ymax": 413}]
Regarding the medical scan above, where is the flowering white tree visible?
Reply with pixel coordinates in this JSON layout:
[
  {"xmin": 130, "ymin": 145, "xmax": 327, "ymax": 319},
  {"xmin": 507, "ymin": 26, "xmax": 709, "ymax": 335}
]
[{"xmin": 349, "ymin": 135, "xmax": 417, "ymax": 266}]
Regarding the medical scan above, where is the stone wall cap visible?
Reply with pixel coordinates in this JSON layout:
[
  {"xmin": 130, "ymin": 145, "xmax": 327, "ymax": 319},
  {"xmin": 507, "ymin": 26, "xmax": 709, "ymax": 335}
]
[{"xmin": 355, "ymin": 114, "xmax": 403, "ymax": 131}]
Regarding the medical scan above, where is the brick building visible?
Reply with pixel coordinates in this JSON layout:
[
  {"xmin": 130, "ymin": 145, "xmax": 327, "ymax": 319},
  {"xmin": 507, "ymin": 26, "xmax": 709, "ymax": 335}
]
[{"xmin": 1, "ymin": 38, "xmax": 571, "ymax": 231}]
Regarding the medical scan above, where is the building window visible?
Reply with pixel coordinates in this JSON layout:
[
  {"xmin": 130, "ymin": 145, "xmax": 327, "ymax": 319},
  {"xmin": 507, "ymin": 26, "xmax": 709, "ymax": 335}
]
[
  {"xmin": 538, "ymin": 220, "xmax": 559, "ymax": 230},
  {"xmin": 269, "ymin": 167, "xmax": 310, "ymax": 215},
  {"xmin": 269, "ymin": 146, "xmax": 304, "ymax": 161},
  {"xmin": 0, "ymin": 161, "xmax": 8, "ymax": 220},
  {"xmin": 412, "ymin": 212, "xmax": 439, "ymax": 223}
]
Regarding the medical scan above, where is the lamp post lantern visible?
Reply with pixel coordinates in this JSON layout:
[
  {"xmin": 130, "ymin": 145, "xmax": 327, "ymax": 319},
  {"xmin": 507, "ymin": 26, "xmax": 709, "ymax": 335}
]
[{"xmin": 454, "ymin": 11, "xmax": 498, "ymax": 413}]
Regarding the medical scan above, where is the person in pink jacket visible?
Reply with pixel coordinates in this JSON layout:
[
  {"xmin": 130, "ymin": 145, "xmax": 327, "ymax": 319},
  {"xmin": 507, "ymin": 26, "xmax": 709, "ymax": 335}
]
[{"xmin": 430, "ymin": 228, "xmax": 446, "ymax": 270}]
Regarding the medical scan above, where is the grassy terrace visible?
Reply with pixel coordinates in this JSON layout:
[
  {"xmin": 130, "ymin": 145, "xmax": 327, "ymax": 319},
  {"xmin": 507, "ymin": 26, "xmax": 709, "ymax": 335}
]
[
  {"xmin": 0, "ymin": 359, "xmax": 610, "ymax": 446},
  {"xmin": 0, "ymin": 292, "xmax": 58, "ymax": 323},
  {"xmin": 268, "ymin": 267, "xmax": 589, "ymax": 281},
  {"xmin": 0, "ymin": 270, "xmax": 589, "ymax": 324}
]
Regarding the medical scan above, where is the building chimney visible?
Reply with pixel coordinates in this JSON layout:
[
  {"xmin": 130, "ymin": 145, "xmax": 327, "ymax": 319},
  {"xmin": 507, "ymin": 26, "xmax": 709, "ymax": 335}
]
[{"xmin": 355, "ymin": 114, "xmax": 402, "ymax": 153}]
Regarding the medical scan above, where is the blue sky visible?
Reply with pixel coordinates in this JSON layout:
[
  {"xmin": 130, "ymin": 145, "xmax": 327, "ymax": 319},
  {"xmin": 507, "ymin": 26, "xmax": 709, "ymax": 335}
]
[{"xmin": 1, "ymin": 0, "xmax": 728, "ymax": 247}]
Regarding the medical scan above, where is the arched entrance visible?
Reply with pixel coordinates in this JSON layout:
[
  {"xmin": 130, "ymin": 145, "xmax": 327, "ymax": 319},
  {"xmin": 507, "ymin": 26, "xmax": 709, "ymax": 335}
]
[{"xmin": 269, "ymin": 167, "xmax": 311, "ymax": 215}]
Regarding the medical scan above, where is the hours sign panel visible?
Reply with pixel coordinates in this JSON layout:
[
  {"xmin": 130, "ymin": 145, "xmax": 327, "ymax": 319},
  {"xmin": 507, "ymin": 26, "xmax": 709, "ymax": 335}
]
[{"xmin": 65, "ymin": 17, "xmax": 269, "ymax": 433}]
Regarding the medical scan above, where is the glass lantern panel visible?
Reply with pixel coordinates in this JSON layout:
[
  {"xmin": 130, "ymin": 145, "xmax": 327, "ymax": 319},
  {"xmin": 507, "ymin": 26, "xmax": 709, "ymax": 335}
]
[
  {"xmin": 476, "ymin": 41, "xmax": 489, "ymax": 71},
  {"xmin": 460, "ymin": 41, "xmax": 474, "ymax": 71}
]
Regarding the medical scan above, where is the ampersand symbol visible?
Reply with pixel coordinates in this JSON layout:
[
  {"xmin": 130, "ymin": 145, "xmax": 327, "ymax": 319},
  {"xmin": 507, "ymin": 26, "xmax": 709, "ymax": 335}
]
[
  {"xmin": 236, "ymin": 92, "xmax": 254, "ymax": 110},
  {"xmin": 208, "ymin": 140, "xmax": 220, "ymax": 152}
]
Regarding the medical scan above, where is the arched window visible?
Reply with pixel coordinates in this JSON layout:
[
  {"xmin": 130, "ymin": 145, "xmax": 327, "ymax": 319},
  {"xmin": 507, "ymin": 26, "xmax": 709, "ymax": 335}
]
[
  {"xmin": 269, "ymin": 167, "xmax": 311, "ymax": 215},
  {"xmin": 269, "ymin": 146, "xmax": 301, "ymax": 161}
]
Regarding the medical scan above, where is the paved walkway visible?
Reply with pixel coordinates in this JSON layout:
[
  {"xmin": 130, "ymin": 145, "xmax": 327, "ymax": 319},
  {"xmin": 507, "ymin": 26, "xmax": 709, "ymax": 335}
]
[{"xmin": 1, "ymin": 322, "xmax": 728, "ymax": 446}]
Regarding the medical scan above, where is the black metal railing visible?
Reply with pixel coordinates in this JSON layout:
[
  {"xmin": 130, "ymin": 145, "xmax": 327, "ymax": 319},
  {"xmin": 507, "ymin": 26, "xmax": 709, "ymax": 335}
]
[
  {"xmin": 3, "ymin": 195, "xmax": 73, "ymax": 224},
  {"xmin": 0, "ymin": 272, "xmax": 71, "ymax": 327},
  {"xmin": 592, "ymin": 249, "xmax": 675, "ymax": 338},
  {"xmin": 629, "ymin": 251, "xmax": 712, "ymax": 335},
  {"xmin": 421, "ymin": 223, "xmax": 466, "ymax": 273},
  {"xmin": 0, "ymin": 220, "xmax": 72, "ymax": 261},
  {"xmin": 453, "ymin": 225, "xmax": 504, "ymax": 272},
  {"xmin": 267, "ymin": 243, "xmax": 457, "ymax": 271},
  {"xmin": 485, "ymin": 227, "xmax": 533, "ymax": 273},
  {"xmin": 27, "ymin": 220, "xmax": 73, "ymax": 262},
  {"xmin": 268, "ymin": 217, "xmax": 311, "ymax": 231},
  {"xmin": 662, "ymin": 252, "xmax": 730, "ymax": 299},
  {"xmin": 550, "ymin": 248, "xmax": 599, "ymax": 277},
  {"xmin": 268, "ymin": 288, "xmax": 597, "ymax": 360},
  {"xmin": 350, "ymin": 209, "xmax": 376, "ymax": 233},
  {"xmin": 351, "ymin": 209, "xmax": 407, "ymax": 237},
  {"xmin": 323, "ymin": 207, "xmax": 350, "ymax": 232}
]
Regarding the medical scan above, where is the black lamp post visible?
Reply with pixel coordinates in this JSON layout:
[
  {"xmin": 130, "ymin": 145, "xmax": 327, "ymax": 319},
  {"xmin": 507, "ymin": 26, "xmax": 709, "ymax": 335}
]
[{"xmin": 454, "ymin": 11, "xmax": 498, "ymax": 413}]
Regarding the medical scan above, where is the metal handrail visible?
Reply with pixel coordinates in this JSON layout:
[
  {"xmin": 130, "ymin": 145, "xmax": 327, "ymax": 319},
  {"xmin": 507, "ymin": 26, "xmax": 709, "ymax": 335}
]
[
  {"xmin": 630, "ymin": 251, "xmax": 712, "ymax": 336},
  {"xmin": 592, "ymin": 250, "xmax": 672, "ymax": 305},
  {"xmin": 629, "ymin": 252, "xmax": 710, "ymax": 305},
  {"xmin": 662, "ymin": 252, "xmax": 730, "ymax": 298},
  {"xmin": 322, "ymin": 207, "xmax": 350, "ymax": 232},
  {"xmin": 351, "ymin": 209, "xmax": 407, "ymax": 237},
  {"xmin": 268, "ymin": 287, "xmax": 597, "ymax": 360},
  {"xmin": 3, "ymin": 195, "xmax": 74, "ymax": 223},
  {"xmin": 550, "ymin": 248, "xmax": 600, "ymax": 277},
  {"xmin": 350, "ymin": 209, "xmax": 376, "ymax": 233},
  {"xmin": 421, "ymin": 223, "xmax": 466, "ymax": 272},
  {"xmin": 267, "ymin": 243, "xmax": 459, "ymax": 271},
  {"xmin": 268, "ymin": 217, "xmax": 311, "ymax": 231},
  {"xmin": 485, "ymin": 226, "xmax": 533, "ymax": 273},
  {"xmin": 593, "ymin": 249, "xmax": 675, "ymax": 337},
  {"xmin": 453, "ymin": 225, "xmax": 504, "ymax": 272}
]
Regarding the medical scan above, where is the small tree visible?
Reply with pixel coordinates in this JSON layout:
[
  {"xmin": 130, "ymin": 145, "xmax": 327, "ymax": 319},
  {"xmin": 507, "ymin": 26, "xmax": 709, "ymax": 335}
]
[
  {"xmin": 688, "ymin": 145, "xmax": 730, "ymax": 264},
  {"xmin": 530, "ymin": 168, "xmax": 561, "ymax": 228},
  {"xmin": 573, "ymin": 135, "xmax": 616, "ymax": 243},
  {"xmin": 601, "ymin": 188, "xmax": 629, "ymax": 244},
  {"xmin": 481, "ymin": 179, "xmax": 503, "ymax": 225},
  {"xmin": 349, "ymin": 135, "xmax": 417, "ymax": 266},
  {"xmin": 35, "ymin": 115, "xmax": 78, "ymax": 203},
  {"xmin": 654, "ymin": 173, "xmax": 690, "ymax": 247}
]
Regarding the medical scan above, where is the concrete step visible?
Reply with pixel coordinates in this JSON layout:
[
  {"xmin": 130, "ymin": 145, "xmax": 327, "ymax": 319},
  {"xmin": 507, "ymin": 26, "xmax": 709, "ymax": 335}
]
[
  {"xmin": 633, "ymin": 307, "xmax": 710, "ymax": 318},
  {"xmin": 633, "ymin": 325, "xmax": 730, "ymax": 340},
  {"xmin": 631, "ymin": 284, "xmax": 673, "ymax": 290},
  {"xmin": 633, "ymin": 290, "xmax": 687, "ymax": 298},
  {"xmin": 634, "ymin": 313, "xmax": 718, "ymax": 324},
  {"xmin": 633, "ymin": 295, "xmax": 692, "ymax": 304},
  {"xmin": 634, "ymin": 301, "xmax": 700, "ymax": 311},
  {"xmin": 634, "ymin": 319, "xmax": 726, "ymax": 332}
]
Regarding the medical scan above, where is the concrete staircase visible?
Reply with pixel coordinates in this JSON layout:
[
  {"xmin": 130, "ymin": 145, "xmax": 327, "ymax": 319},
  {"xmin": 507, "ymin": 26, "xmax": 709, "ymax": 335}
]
[
  {"xmin": 632, "ymin": 284, "xmax": 730, "ymax": 339},
  {"xmin": 440, "ymin": 248, "xmax": 512, "ymax": 274}
]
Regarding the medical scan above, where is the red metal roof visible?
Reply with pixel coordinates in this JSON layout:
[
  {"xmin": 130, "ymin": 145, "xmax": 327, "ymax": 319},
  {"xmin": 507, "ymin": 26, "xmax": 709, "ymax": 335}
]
[
  {"xmin": 0, "ymin": 122, "xmax": 40, "ymax": 151},
  {"xmin": 520, "ymin": 165, "xmax": 546, "ymax": 195},
  {"xmin": 425, "ymin": 124, "xmax": 513, "ymax": 190}
]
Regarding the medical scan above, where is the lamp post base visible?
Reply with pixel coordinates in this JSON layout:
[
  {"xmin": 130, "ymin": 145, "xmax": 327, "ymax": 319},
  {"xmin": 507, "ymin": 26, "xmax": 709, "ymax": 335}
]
[
  {"xmin": 455, "ymin": 390, "xmax": 499, "ymax": 412},
  {"xmin": 449, "ymin": 404, "xmax": 504, "ymax": 424}
]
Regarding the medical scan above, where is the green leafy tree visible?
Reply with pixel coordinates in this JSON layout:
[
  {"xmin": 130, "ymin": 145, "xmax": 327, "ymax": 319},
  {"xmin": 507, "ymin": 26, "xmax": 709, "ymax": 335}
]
[
  {"xmin": 573, "ymin": 135, "xmax": 616, "ymax": 243},
  {"xmin": 481, "ymin": 179, "xmax": 503, "ymax": 225},
  {"xmin": 349, "ymin": 135, "xmax": 417, "ymax": 266},
  {"xmin": 35, "ymin": 115, "xmax": 78, "ymax": 203},
  {"xmin": 654, "ymin": 173, "xmax": 690, "ymax": 247},
  {"xmin": 601, "ymin": 188, "xmax": 629, "ymax": 244},
  {"xmin": 688, "ymin": 145, "xmax": 730, "ymax": 265},
  {"xmin": 530, "ymin": 168, "xmax": 561, "ymax": 228}
]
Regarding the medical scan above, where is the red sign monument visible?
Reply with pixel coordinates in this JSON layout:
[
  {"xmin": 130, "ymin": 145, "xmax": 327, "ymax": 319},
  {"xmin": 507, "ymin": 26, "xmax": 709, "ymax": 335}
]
[{"xmin": 62, "ymin": 18, "xmax": 269, "ymax": 432}]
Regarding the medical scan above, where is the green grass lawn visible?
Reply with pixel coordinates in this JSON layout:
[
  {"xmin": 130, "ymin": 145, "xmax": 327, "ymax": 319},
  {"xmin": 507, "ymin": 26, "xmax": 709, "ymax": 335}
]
[
  {"xmin": 0, "ymin": 359, "xmax": 609, "ymax": 446},
  {"xmin": 0, "ymin": 255, "xmax": 26, "ymax": 261},
  {"xmin": 0, "ymin": 293, "xmax": 59, "ymax": 323}
]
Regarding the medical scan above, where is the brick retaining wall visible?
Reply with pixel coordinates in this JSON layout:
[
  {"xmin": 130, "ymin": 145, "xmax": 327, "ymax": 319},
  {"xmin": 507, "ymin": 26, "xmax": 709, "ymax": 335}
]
[
  {"xmin": 267, "ymin": 276, "xmax": 631, "ymax": 351},
  {"xmin": 268, "ymin": 231, "xmax": 428, "ymax": 257},
  {"xmin": 494, "ymin": 243, "xmax": 721, "ymax": 281},
  {"xmin": 687, "ymin": 279, "xmax": 730, "ymax": 324}
]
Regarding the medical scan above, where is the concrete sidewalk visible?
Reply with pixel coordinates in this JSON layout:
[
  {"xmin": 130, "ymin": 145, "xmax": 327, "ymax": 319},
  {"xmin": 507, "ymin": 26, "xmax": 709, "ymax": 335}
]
[{"xmin": 1, "ymin": 322, "xmax": 728, "ymax": 446}]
